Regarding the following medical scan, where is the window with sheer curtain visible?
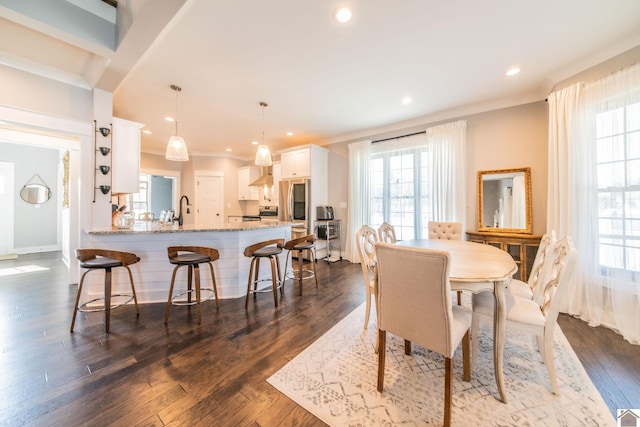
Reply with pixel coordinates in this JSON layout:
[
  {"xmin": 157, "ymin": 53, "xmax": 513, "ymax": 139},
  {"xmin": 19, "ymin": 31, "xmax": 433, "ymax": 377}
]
[
  {"xmin": 344, "ymin": 121, "xmax": 466, "ymax": 260},
  {"xmin": 596, "ymin": 101, "xmax": 640, "ymax": 277},
  {"xmin": 370, "ymin": 145, "xmax": 430, "ymax": 240},
  {"xmin": 547, "ymin": 63, "xmax": 640, "ymax": 344}
]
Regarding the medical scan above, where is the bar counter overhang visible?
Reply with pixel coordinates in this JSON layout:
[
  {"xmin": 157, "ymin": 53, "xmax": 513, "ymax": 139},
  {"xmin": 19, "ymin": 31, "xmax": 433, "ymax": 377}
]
[{"xmin": 84, "ymin": 222, "xmax": 293, "ymax": 303}]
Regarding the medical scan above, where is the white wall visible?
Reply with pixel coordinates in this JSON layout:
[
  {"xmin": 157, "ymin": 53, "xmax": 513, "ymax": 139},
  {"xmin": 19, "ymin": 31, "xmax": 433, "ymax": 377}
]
[{"xmin": 0, "ymin": 142, "xmax": 59, "ymax": 252}]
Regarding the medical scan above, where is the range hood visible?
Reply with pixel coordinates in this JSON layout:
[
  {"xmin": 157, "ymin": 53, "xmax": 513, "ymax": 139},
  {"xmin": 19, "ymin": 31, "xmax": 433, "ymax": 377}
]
[{"xmin": 249, "ymin": 166, "xmax": 274, "ymax": 186}]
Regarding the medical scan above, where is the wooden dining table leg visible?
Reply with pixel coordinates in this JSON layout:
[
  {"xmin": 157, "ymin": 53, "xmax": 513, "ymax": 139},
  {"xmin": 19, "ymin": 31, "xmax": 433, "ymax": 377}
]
[{"xmin": 493, "ymin": 279, "xmax": 509, "ymax": 403}]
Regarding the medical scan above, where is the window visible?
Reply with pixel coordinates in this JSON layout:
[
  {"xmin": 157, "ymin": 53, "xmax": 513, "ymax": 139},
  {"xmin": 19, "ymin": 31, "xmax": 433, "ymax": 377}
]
[
  {"xmin": 371, "ymin": 149, "xmax": 432, "ymax": 240},
  {"xmin": 596, "ymin": 101, "xmax": 640, "ymax": 275},
  {"xmin": 122, "ymin": 173, "xmax": 177, "ymax": 220}
]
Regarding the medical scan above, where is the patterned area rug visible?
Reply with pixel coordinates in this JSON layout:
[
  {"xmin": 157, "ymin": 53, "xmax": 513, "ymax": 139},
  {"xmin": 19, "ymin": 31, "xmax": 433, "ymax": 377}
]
[{"xmin": 267, "ymin": 303, "xmax": 614, "ymax": 426}]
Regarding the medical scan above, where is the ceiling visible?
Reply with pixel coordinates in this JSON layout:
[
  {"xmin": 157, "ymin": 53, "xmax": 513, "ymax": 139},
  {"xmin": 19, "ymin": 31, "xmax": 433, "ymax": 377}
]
[{"xmin": 2, "ymin": 0, "xmax": 640, "ymax": 161}]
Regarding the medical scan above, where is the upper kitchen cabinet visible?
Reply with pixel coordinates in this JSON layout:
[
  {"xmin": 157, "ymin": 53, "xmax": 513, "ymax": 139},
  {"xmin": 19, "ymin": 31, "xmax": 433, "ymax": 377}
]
[
  {"xmin": 280, "ymin": 145, "xmax": 327, "ymax": 179},
  {"xmin": 238, "ymin": 166, "xmax": 260, "ymax": 200},
  {"xmin": 111, "ymin": 117, "xmax": 144, "ymax": 194}
]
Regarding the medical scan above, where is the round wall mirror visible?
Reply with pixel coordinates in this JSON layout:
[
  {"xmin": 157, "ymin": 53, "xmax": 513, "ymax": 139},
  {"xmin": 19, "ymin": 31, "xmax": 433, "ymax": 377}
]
[
  {"xmin": 20, "ymin": 184, "xmax": 52, "ymax": 204},
  {"xmin": 20, "ymin": 174, "xmax": 52, "ymax": 204}
]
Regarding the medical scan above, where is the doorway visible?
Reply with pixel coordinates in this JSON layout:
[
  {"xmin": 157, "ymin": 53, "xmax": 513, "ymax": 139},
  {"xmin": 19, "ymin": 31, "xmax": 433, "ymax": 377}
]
[
  {"xmin": 0, "ymin": 161, "xmax": 16, "ymax": 259},
  {"xmin": 195, "ymin": 171, "xmax": 224, "ymax": 227}
]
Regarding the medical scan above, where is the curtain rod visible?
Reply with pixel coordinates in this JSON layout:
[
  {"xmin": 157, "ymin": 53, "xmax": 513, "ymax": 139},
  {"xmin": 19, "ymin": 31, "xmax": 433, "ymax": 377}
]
[{"xmin": 372, "ymin": 131, "xmax": 426, "ymax": 144}]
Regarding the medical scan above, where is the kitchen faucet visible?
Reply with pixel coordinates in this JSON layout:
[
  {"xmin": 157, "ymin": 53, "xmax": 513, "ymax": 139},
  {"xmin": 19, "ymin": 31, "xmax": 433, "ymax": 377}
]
[{"xmin": 178, "ymin": 195, "xmax": 190, "ymax": 226}]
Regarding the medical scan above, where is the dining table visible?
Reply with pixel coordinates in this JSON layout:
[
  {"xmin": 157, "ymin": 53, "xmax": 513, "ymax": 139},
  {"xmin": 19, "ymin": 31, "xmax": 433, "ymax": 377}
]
[{"xmin": 396, "ymin": 238, "xmax": 517, "ymax": 403}]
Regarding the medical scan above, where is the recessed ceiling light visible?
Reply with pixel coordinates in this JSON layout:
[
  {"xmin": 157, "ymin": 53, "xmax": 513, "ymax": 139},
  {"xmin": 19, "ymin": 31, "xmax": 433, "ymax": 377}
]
[
  {"xmin": 225, "ymin": 148, "xmax": 232, "ymax": 152},
  {"xmin": 402, "ymin": 97, "xmax": 412, "ymax": 105},
  {"xmin": 335, "ymin": 7, "xmax": 352, "ymax": 23},
  {"xmin": 142, "ymin": 130, "xmax": 151, "ymax": 135},
  {"xmin": 505, "ymin": 67, "xmax": 521, "ymax": 77},
  {"xmin": 164, "ymin": 116, "xmax": 175, "ymax": 122},
  {"xmin": 252, "ymin": 140, "xmax": 259, "ymax": 145},
  {"xmin": 286, "ymin": 132, "xmax": 293, "ymax": 136}
]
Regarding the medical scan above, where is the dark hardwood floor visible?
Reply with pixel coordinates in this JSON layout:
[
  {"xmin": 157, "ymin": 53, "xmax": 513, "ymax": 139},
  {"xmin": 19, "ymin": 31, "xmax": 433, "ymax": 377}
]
[{"xmin": 0, "ymin": 252, "xmax": 637, "ymax": 426}]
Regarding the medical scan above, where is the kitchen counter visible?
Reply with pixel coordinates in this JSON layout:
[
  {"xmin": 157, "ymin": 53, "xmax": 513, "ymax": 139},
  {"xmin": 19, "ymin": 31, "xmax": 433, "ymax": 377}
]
[
  {"xmin": 87, "ymin": 220, "xmax": 295, "ymax": 235},
  {"xmin": 82, "ymin": 222, "xmax": 293, "ymax": 303}
]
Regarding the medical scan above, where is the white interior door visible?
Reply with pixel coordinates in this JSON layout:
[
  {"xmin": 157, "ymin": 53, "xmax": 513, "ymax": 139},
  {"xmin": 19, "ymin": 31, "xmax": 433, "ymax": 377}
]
[
  {"xmin": 195, "ymin": 173, "xmax": 224, "ymax": 227},
  {"xmin": 0, "ymin": 161, "xmax": 16, "ymax": 259}
]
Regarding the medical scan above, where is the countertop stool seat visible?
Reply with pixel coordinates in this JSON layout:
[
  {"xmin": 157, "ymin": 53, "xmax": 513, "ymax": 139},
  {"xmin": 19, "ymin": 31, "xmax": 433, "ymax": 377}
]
[
  {"xmin": 244, "ymin": 239, "xmax": 284, "ymax": 308},
  {"xmin": 71, "ymin": 249, "xmax": 140, "ymax": 333},
  {"xmin": 280, "ymin": 235, "xmax": 318, "ymax": 296},
  {"xmin": 165, "ymin": 246, "xmax": 220, "ymax": 325}
]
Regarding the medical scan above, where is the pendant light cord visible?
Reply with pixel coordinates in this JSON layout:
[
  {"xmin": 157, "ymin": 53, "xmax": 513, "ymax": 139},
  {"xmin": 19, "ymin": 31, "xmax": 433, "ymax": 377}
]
[{"xmin": 171, "ymin": 84, "xmax": 182, "ymax": 136}]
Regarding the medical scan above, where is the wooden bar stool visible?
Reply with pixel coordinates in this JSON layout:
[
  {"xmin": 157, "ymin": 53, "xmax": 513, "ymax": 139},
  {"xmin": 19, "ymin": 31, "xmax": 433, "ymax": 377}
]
[
  {"xmin": 281, "ymin": 235, "xmax": 318, "ymax": 296},
  {"xmin": 71, "ymin": 249, "xmax": 140, "ymax": 333},
  {"xmin": 244, "ymin": 239, "xmax": 284, "ymax": 308},
  {"xmin": 165, "ymin": 246, "xmax": 220, "ymax": 325}
]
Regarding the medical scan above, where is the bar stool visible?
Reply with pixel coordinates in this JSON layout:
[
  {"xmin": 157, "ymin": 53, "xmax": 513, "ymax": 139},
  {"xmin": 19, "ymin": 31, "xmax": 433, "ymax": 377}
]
[
  {"xmin": 244, "ymin": 238, "xmax": 284, "ymax": 308},
  {"xmin": 71, "ymin": 249, "xmax": 140, "ymax": 333},
  {"xmin": 281, "ymin": 235, "xmax": 318, "ymax": 296},
  {"xmin": 165, "ymin": 246, "xmax": 220, "ymax": 324}
]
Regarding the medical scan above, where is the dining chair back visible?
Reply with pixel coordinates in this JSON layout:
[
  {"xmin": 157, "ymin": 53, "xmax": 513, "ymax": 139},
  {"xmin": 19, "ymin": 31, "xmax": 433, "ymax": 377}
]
[
  {"xmin": 428, "ymin": 221, "xmax": 463, "ymax": 303},
  {"xmin": 428, "ymin": 221, "xmax": 462, "ymax": 240},
  {"xmin": 355, "ymin": 225, "xmax": 379, "ymax": 333},
  {"xmin": 377, "ymin": 222, "xmax": 397, "ymax": 243},
  {"xmin": 375, "ymin": 242, "xmax": 471, "ymax": 427},
  {"xmin": 509, "ymin": 230, "xmax": 557, "ymax": 300},
  {"xmin": 471, "ymin": 236, "xmax": 577, "ymax": 395}
]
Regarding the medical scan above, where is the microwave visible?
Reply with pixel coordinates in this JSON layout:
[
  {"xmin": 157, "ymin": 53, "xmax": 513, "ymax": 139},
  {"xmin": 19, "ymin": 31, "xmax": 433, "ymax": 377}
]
[{"xmin": 316, "ymin": 205, "xmax": 334, "ymax": 220}]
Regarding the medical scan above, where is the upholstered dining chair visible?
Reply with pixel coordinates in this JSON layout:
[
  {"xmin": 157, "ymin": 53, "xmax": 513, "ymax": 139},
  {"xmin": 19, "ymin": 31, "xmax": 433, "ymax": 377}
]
[
  {"xmin": 375, "ymin": 242, "xmax": 471, "ymax": 427},
  {"xmin": 355, "ymin": 225, "xmax": 379, "ymax": 334},
  {"xmin": 471, "ymin": 237, "xmax": 577, "ymax": 395},
  {"xmin": 508, "ymin": 230, "xmax": 557, "ymax": 301},
  {"xmin": 428, "ymin": 221, "xmax": 463, "ymax": 303},
  {"xmin": 377, "ymin": 222, "xmax": 397, "ymax": 243},
  {"xmin": 428, "ymin": 221, "xmax": 463, "ymax": 240}
]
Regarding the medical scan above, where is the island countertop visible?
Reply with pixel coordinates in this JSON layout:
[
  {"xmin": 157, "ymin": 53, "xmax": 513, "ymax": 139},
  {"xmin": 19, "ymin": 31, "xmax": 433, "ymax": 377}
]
[
  {"xmin": 87, "ymin": 221, "xmax": 297, "ymax": 235},
  {"xmin": 82, "ymin": 222, "xmax": 294, "ymax": 303}
]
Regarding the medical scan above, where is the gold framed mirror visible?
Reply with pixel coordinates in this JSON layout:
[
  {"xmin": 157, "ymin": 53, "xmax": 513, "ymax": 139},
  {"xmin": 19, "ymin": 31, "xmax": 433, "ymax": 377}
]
[{"xmin": 477, "ymin": 167, "xmax": 532, "ymax": 234}]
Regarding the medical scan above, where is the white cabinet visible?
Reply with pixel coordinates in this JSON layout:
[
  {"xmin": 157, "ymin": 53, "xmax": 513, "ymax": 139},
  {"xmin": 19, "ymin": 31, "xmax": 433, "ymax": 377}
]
[
  {"xmin": 281, "ymin": 147, "xmax": 311, "ymax": 178},
  {"xmin": 111, "ymin": 117, "xmax": 144, "ymax": 194},
  {"xmin": 238, "ymin": 166, "xmax": 260, "ymax": 200}
]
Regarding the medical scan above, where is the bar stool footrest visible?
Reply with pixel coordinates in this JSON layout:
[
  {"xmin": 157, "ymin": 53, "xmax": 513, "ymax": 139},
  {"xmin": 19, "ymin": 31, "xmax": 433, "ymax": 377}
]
[
  {"xmin": 171, "ymin": 288, "xmax": 216, "ymax": 306},
  {"xmin": 77, "ymin": 294, "xmax": 135, "ymax": 313},
  {"xmin": 285, "ymin": 269, "xmax": 315, "ymax": 281},
  {"xmin": 249, "ymin": 278, "xmax": 283, "ymax": 294}
]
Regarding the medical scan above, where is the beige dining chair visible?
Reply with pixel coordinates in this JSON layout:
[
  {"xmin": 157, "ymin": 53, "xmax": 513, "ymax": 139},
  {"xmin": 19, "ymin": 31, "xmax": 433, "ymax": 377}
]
[
  {"xmin": 355, "ymin": 225, "xmax": 379, "ymax": 334},
  {"xmin": 509, "ymin": 230, "xmax": 557, "ymax": 301},
  {"xmin": 428, "ymin": 221, "xmax": 463, "ymax": 240},
  {"xmin": 375, "ymin": 242, "xmax": 471, "ymax": 427},
  {"xmin": 471, "ymin": 237, "xmax": 577, "ymax": 395},
  {"xmin": 428, "ymin": 221, "xmax": 463, "ymax": 304},
  {"xmin": 377, "ymin": 222, "xmax": 397, "ymax": 243}
]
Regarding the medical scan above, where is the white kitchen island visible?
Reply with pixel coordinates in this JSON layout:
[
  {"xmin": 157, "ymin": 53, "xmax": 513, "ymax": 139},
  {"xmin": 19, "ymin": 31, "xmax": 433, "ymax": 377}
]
[{"xmin": 84, "ymin": 221, "xmax": 293, "ymax": 303}]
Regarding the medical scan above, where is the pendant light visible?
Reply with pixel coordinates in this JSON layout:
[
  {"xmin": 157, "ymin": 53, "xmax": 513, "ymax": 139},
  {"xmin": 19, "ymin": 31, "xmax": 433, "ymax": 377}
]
[
  {"xmin": 165, "ymin": 84, "xmax": 189, "ymax": 161},
  {"xmin": 254, "ymin": 101, "xmax": 273, "ymax": 166}
]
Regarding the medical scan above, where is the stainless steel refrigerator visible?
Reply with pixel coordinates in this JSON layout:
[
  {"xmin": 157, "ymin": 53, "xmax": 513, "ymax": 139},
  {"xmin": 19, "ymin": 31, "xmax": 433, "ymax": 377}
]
[{"xmin": 279, "ymin": 178, "xmax": 311, "ymax": 240}]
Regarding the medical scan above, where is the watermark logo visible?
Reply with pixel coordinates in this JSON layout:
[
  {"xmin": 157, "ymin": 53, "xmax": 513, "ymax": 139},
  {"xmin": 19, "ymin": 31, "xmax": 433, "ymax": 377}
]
[{"xmin": 618, "ymin": 409, "xmax": 640, "ymax": 427}]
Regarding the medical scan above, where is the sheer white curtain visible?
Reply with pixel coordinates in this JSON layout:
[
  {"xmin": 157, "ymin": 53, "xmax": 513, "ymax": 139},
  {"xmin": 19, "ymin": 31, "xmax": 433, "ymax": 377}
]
[
  {"xmin": 344, "ymin": 140, "xmax": 371, "ymax": 262},
  {"xmin": 427, "ymin": 120, "xmax": 467, "ymax": 224},
  {"xmin": 548, "ymin": 64, "xmax": 640, "ymax": 344},
  {"xmin": 346, "ymin": 120, "xmax": 466, "ymax": 256}
]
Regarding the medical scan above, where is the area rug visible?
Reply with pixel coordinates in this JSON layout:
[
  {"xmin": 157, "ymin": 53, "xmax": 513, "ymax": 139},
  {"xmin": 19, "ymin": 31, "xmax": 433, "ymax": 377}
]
[{"xmin": 267, "ymin": 303, "xmax": 614, "ymax": 426}]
